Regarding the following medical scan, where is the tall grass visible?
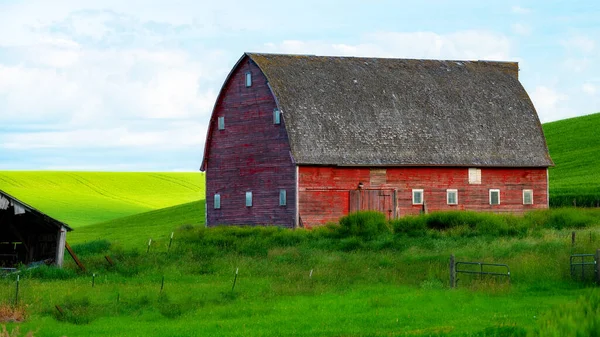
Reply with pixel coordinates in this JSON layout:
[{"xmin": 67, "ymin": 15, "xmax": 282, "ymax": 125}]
[
  {"xmin": 6, "ymin": 208, "xmax": 600, "ymax": 336},
  {"xmin": 529, "ymin": 289, "xmax": 600, "ymax": 336}
]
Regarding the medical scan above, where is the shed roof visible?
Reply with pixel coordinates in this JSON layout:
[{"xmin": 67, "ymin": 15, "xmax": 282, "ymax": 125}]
[
  {"xmin": 0, "ymin": 190, "xmax": 72, "ymax": 232},
  {"xmin": 245, "ymin": 53, "xmax": 553, "ymax": 167}
]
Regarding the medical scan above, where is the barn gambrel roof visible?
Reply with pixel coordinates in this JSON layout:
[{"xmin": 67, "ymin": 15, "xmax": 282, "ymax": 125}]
[{"xmin": 204, "ymin": 53, "xmax": 553, "ymax": 168}]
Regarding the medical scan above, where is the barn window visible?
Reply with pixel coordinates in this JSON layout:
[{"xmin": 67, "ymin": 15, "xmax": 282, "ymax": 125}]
[
  {"xmin": 489, "ymin": 189, "xmax": 500, "ymax": 205},
  {"xmin": 412, "ymin": 189, "xmax": 424, "ymax": 205},
  {"xmin": 214, "ymin": 194, "xmax": 221, "ymax": 209},
  {"xmin": 447, "ymin": 189, "xmax": 458, "ymax": 205},
  {"xmin": 245, "ymin": 72, "xmax": 252, "ymax": 87},
  {"xmin": 274, "ymin": 108, "xmax": 281, "ymax": 125},
  {"xmin": 246, "ymin": 191, "xmax": 252, "ymax": 207},
  {"xmin": 468, "ymin": 168, "xmax": 481, "ymax": 184},
  {"xmin": 523, "ymin": 189, "xmax": 533, "ymax": 205},
  {"xmin": 279, "ymin": 189, "xmax": 286, "ymax": 206},
  {"xmin": 218, "ymin": 117, "xmax": 225, "ymax": 130}
]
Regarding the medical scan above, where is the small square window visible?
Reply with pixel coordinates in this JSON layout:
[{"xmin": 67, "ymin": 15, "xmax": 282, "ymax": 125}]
[
  {"xmin": 523, "ymin": 189, "xmax": 533, "ymax": 205},
  {"xmin": 412, "ymin": 189, "xmax": 424, "ymax": 205},
  {"xmin": 447, "ymin": 189, "xmax": 458, "ymax": 205},
  {"xmin": 245, "ymin": 72, "xmax": 252, "ymax": 87},
  {"xmin": 214, "ymin": 193, "xmax": 221, "ymax": 209},
  {"xmin": 273, "ymin": 108, "xmax": 281, "ymax": 125},
  {"xmin": 489, "ymin": 189, "xmax": 500, "ymax": 205},
  {"xmin": 468, "ymin": 168, "xmax": 481, "ymax": 184},
  {"xmin": 245, "ymin": 191, "xmax": 252, "ymax": 207},
  {"xmin": 218, "ymin": 117, "xmax": 224, "ymax": 130},
  {"xmin": 279, "ymin": 189, "xmax": 286, "ymax": 206}
]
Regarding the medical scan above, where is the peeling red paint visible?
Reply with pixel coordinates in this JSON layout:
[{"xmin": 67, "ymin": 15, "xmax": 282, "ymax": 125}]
[{"xmin": 298, "ymin": 166, "xmax": 548, "ymax": 228}]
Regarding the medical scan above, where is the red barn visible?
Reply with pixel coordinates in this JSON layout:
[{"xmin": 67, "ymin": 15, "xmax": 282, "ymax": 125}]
[{"xmin": 200, "ymin": 53, "xmax": 553, "ymax": 228}]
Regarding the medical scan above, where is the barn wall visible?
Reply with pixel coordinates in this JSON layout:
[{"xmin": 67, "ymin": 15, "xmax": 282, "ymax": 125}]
[
  {"xmin": 204, "ymin": 57, "xmax": 296, "ymax": 227},
  {"xmin": 298, "ymin": 166, "xmax": 548, "ymax": 227}
]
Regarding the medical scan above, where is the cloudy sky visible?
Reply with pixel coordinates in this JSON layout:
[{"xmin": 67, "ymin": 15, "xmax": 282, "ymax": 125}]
[{"xmin": 0, "ymin": 0, "xmax": 598, "ymax": 171}]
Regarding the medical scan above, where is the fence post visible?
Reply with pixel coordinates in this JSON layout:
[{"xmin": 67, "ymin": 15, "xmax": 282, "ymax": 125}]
[
  {"xmin": 232, "ymin": 268, "xmax": 239, "ymax": 292},
  {"xmin": 168, "ymin": 232, "xmax": 174, "ymax": 252},
  {"xmin": 595, "ymin": 249, "xmax": 600, "ymax": 285},
  {"xmin": 572, "ymin": 231, "xmax": 576, "ymax": 246},
  {"xmin": 450, "ymin": 254, "xmax": 456, "ymax": 288},
  {"xmin": 14, "ymin": 275, "xmax": 19, "ymax": 306}
]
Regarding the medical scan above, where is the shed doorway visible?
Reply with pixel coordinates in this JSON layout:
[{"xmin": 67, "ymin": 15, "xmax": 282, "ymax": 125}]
[{"xmin": 349, "ymin": 189, "xmax": 398, "ymax": 220}]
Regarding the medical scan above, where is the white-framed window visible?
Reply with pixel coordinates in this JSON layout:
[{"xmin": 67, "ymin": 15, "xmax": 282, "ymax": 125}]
[
  {"xmin": 245, "ymin": 72, "xmax": 252, "ymax": 87},
  {"xmin": 489, "ymin": 189, "xmax": 500, "ymax": 205},
  {"xmin": 447, "ymin": 189, "xmax": 458, "ymax": 205},
  {"xmin": 412, "ymin": 189, "xmax": 424, "ymax": 205},
  {"xmin": 279, "ymin": 189, "xmax": 286, "ymax": 206},
  {"xmin": 214, "ymin": 193, "xmax": 221, "ymax": 209},
  {"xmin": 468, "ymin": 168, "xmax": 481, "ymax": 184},
  {"xmin": 218, "ymin": 117, "xmax": 225, "ymax": 130},
  {"xmin": 273, "ymin": 108, "xmax": 281, "ymax": 125},
  {"xmin": 523, "ymin": 189, "xmax": 533, "ymax": 205},
  {"xmin": 245, "ymin": 191, "xmax": 252, "ymax": 207}
]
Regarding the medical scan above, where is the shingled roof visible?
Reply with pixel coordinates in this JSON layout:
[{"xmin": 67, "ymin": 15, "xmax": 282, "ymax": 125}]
[{"xmin": 244, "ymin": 53, "xmax": 552, "ymax": 167}]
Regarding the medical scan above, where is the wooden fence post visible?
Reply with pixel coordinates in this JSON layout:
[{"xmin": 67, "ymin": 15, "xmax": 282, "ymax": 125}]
[
  {"xmin": 595, "ymin": 249, "xmax": 600, "ymax": 285},
  {"xmin": 572, "ymin": 231, "xmax": 576, "ymax": 246},
  {"xmin": 450, "ymin": 254, "xmax": 456, "ymax": 289}
]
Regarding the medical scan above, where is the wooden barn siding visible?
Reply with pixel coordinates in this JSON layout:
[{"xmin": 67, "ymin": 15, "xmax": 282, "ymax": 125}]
[
  {"xmin": 298, "ymin": 166, "xmax": 548, "ymax": 227},
  {"xmin": 205, "ymin": 58, "xmax": 296, "ymax": 227}
]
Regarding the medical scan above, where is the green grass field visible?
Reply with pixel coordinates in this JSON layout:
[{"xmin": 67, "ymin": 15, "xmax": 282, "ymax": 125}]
[
  {"xmin": 3, "ymin": 209, "xmax": 600, "ymax": 336},
  {"xmin": 1, "ymin": 112, "xmax": 600, "ymax": 335},
  {"xmin": 0, "ymin": 171, "xmax": 204, "ymax": 227},
  {"xmin": 543, "ymin": 112, "xmax": 600, "ymax": 207}
]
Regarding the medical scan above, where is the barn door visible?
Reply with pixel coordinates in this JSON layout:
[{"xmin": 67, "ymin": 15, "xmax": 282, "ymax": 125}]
[{"xmin": 349, "ymin": 189, "xmax": 397, "ymax": 220}]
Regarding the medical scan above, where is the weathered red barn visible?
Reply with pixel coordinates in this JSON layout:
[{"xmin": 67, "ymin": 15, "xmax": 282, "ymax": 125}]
[{"xmin": 200, "ymin": 53, "xmax": 553, "ymax": 228}]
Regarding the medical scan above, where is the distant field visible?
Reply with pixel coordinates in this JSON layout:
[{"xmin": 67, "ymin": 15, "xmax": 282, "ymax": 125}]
[
  {"xmin": 543, "ymin": 112, "xmax": 600, "ymax": 207},
  {"xmin": 0, "ymin": 171, "xmax": 204, "ymax": 227}
]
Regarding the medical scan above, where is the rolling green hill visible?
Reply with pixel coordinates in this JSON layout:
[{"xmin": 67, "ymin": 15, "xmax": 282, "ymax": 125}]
[
  {"xmin": 0, "ymin": 171, "xmax": 204, "ymax": 227},
  {"xmin": 543, "ymin": 112, "xmax": 600, "ymax": 206},
  {"xmin": 68, "ymin": 200, "xmax": 205, "ymax": 246}
]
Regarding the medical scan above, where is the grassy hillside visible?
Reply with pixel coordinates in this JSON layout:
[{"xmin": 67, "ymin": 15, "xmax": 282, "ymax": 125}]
[
  {"xmin": 543, "ymin": 112, "xmax": 600, "ymax": 206},
  {"xmin": 0, "ymin": 171, "xmax": 204, "ymax": 227},
  {"xmin": 68, "ymin": 200, "xmax": 205, "ymax": 246}
]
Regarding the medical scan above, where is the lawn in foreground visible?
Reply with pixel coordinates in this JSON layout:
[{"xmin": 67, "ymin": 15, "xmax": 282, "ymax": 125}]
[
  {"xmin": 3, "ymin": 209, "xmax": 600, "ymax": 336},
  {"xmin": 12, "ymin": 283, "xmax": 582, "ymax": 337}
]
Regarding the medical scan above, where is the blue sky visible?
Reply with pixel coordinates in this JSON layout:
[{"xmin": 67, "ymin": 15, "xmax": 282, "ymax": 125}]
[{"xmin": 0, "ymin": 0, "xmax": 598, "ymax": 171}]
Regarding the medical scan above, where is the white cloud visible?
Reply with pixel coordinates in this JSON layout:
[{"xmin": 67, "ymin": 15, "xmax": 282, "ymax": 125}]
[
  {"xmin": 511, "ymin": 23, "xmax": 532, "ymax": 36},
  {"xmin": 529, "ymin": 86, "xmax": 570, "ymax": 122},
  {"xmin": 564, "ymin": 58, "xmax": 591, "ymax": 73},
  {"xmin": 561, "ymin": 35, "xmax": 596, "ymax": 54},
  {"xmin": 0, "ymin": 45, "xmax": 222, "ymax": 127},
  {"xmin": 265, "ymin": 30, "xmax": 513, "ymax": 61},
  {"xmin": 1, "ymin": 122, "xmax": 208, "ymax": 150},
  {"xmin": 582, "ymin": 83, "xmax": 597, "ymax": 95},
  {"xmin": 511, "ymin": 6, "xmax": 531, "ymax": 14}
]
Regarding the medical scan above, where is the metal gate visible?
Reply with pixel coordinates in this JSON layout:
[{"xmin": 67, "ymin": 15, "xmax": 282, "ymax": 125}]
[
  {"xmin": 449, "ymin": 255, "xmax": 510, "ymax": 288},
  {"xmin": 570, "ymin": 254, "xmax": 597, "ymax": 282},
  {"xmin": 349, "ymin": 189, "xmax": 397, "ymax": 220}
]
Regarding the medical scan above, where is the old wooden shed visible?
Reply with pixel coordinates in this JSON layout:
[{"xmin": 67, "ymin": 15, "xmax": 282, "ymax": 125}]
[
  {"xmin": 0, "ymin": 190, "xmax": 71, "ymax": 268},
  {"xmin": 200, "ymin": 53, "xmax": 554, "ymax": 228}
]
